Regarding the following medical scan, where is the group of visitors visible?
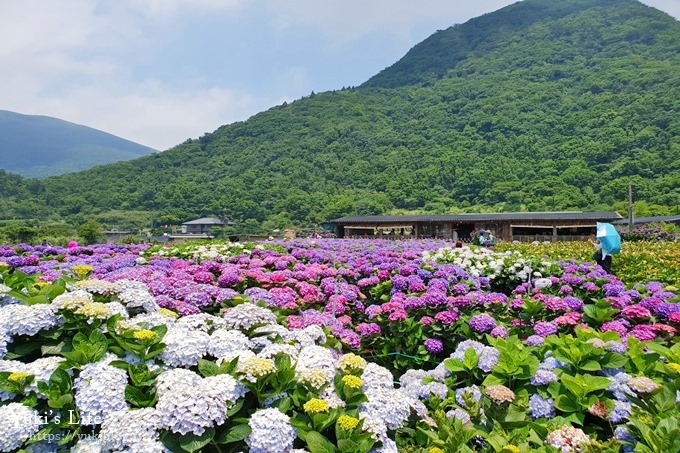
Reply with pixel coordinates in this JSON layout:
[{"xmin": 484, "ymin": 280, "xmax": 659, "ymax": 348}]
[{"xmin": 475, "ymin": 229, "xmax": 496, "ymax": 247}]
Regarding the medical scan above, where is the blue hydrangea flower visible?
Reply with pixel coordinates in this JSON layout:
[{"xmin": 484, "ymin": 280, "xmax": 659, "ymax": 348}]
[
  {"xmin": 455, "ymin": 385, "xmax": 481, "ymax": 409},
  {"xmin": 528, "ymin": 394, "xmax": 554, "ymax": 419},
  {"xmin": 610, "ymin": 400, "xmax": 632, "ymax": 424},
  {"xmin": 530, "ymin": 369, "xmax": 558, "ymax": 386}
]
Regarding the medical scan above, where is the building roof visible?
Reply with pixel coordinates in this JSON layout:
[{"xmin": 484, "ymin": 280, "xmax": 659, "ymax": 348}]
[
  {"xmin": 330, "ymin": 211, "xmax": 623, "ymax": 224},
  {"xmin": 612, "ymin": 215, "xmax": 680, "ymax": 225},
  {"xmin": 182, "ymin": 217, "xmax": 225, "ymax": 225}
]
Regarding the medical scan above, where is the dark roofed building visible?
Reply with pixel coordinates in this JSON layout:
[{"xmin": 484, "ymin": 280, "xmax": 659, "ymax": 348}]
[
  {"xmin": 180, "ymin": 217, "xmax": 232, "ymax": 235},
  {"xmin": 329, "ymin": 211, "xmax": 623, "ymax": 242}
]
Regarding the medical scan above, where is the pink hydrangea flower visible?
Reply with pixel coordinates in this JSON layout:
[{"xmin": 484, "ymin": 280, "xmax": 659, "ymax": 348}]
[{"xmin": 621, "ymin": 305, "xmax": 652, "ymax": 320}]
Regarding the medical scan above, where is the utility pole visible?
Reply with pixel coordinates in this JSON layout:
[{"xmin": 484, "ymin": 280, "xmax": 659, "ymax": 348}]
[{"xmin": 627, "ymin": 182, "xmax": 633, "ymax": 233}]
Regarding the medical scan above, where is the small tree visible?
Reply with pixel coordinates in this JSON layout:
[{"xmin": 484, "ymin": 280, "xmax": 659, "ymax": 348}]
[
  {"xmin": 3, "ymin": 224, "xmax": 38, "ymax": 243},
  {"xmin": 77, "ymin": 220, "xmax": 104, "ymax": 245}
]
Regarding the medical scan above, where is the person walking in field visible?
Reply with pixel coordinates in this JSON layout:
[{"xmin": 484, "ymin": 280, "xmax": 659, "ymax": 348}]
[{"xmin": 590, "ymin": 237, "xmax": 613, "ymax": 274}]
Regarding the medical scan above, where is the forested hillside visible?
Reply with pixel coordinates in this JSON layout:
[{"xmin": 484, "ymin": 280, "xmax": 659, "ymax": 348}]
[
  {"xmin": 0, "ymin": 110, "xmax": 155, "ymax": 178},
  {"xmin": 1, "ymin": 0, "xmax": 678, "ymax": 230}
]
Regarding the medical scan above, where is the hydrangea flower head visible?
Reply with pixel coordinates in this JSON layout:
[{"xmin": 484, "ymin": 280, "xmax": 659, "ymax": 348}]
[{"xmin": 246, "ymin": 408, "xmax": 296, "ymax": 453}]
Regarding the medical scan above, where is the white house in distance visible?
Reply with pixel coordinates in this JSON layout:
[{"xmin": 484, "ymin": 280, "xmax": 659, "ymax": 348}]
[{"xmin": 180, "ymin": 217, "xmax": 230, "ymax": 234}]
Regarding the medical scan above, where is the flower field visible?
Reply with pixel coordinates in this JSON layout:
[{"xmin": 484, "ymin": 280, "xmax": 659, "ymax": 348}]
[
  {"xmin": 496, "ymin": 241, "xmax": 680, "ymax": 289},
  {"xmin": 0, "ymin": 239, "xmax": 678, "ymax": 452}
]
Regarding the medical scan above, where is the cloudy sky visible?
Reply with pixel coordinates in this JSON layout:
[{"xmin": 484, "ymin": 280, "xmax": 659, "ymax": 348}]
[{"xmin": 1, "ymin": 0, "xmax": 678, "ymax": 150}]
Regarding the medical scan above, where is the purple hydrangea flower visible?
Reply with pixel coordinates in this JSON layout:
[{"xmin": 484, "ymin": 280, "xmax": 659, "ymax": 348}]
[
  {"xmin": 355, "ymin": 323, "xmax": 381, "ymax": 337},
  {"xmin": 452, "ymin": 284, "xmax": 469, "ymax": 295},
  {"xmin": 469, "ymin": 314, "xmax": 497, "ymax": 333},
  {"xmin": 583, "ymin": 282, "xmax": 598, "ymax": 292},
  {"xmin": 424, "ymin": 338, "xmax": 444, "ymax": 354},
  {"xmin": 526, "ymin": 335, "xmax": 545, "ymax": 346},
  {"xmin": 434, "ymin": 310, "xmax": 459, "ymax": 325},
  {"xmin": 364, "ymin": 305, "xmax": 382, "ymax": 319},
  {"xmin": 645, "ymin": 281, "xmax": 664, "ymax": 294},
  {"xmin": 563, "ymin": 296, "xmax": 584, "ymax": 311},
  {"xmin": 533, "ymin": 321, "xmax": 557, "ymax": 337},
  {"xmin": 558, "ymin": 285, "xmax": 573, "ymax": 295},
  {"xmin": 490, "ymin": 326, "xmax": 508, "ymax": 339}
]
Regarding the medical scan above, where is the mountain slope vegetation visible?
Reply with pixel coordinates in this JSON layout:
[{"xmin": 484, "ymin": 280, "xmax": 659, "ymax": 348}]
[
  {"xmin": 1, "ymin": 0, "xmax": 678, "ymax": 230},
  {"xmin": 0, "ymin": 110, "xmax": 155, "ymax": 178}
]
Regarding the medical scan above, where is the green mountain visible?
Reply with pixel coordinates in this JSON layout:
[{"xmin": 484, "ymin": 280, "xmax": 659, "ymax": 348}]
[
  {"xmin": 1, "ymin": 0, "xmax": 679, "ymax": 230},
  {"xmin": 0, "ymin": 110, "xmax": 155, "ymax": 178}
]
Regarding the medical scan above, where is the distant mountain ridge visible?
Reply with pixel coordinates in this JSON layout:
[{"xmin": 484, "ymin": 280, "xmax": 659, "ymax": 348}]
[
  {"xmin": 0, "ymin": 0, "xmax": 678, "ymax": 227},
  {"xmin": 0, "ymin": 110, "xmax": 155, "ymax": 178}
]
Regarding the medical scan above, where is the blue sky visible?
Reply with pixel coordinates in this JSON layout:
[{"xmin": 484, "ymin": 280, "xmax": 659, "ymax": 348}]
[{"xmin": 1, "ymin": 0, "xmax": 678, "ymax": 150}]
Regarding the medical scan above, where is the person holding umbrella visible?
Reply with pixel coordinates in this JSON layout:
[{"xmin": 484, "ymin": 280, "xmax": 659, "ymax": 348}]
[{"xmin": 589, "ymin": 222, "xmax": 621, "ymax": 274}]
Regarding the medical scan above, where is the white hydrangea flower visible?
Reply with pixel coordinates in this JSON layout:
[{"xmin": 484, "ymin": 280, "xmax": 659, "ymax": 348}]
[
  {"xmin": 24, "ymin": 356, "xmax": 65, "ymax": 394},
  {"xmin": 74, "ymin": 356, "xmax": 128, "ymax": 425},
  {"xmin": 204, "ymin": 373, "xmax": 248, "ymax": 403},
  {"xmin": 359, "ymin": 414, "xmax": 389, "ymax": 443},
  {"xmin": 359, "ymin": 388, "xmax": 412, "ymax": 430},
  {"xmin": 113, "ymin": 280, "xmax": 150, "ymax": 295},
  {"xmin": 71, "ymin": 280, "xmax": 117, "ymax": 295},
  {"xmin": 119, "ymin": 438, "xmax": 170, "ymax": 452},
  {"xmin": 286, "ymin": 325, "xmax": 327, "ymax": 348},
  {"xmin": 217, "ymin": 349, "xmax": 256, "ymax": 366},
  {"xmin": 237, "ymin": 357, "xmax": 277, "ymax": 383},
  {"xmin": 176, "ymin": 313, "xmax": 227, "ymax": 333},
  {"xmin": 249, "ymin": 336, "xmax": 274, "ymax": 352},
  {"xmin": 155, "ymin": 368, "xmax": 202, "ymax": 397},
  {"xmin": 252, "ymin": 324, "xmax": 289, "ymax": 340},
  {"xmin": 118, "ymin": 312, "xmax": 175, "ymax": 331},
  {"xmin": 296, "ymin": 345, "xmax": 336, "ymax": 374},
  {"xmin": 361, "ymin": 363, "xmax": 394, "ymax": 393},
  {"xmin": 0, "ymin": 284, "xmax": 11, "ymax": 295},
  {"xmin": 0, "ymin": 334, "xmax": 7, "ymax": 359},
  {"xmin": 534, "ymin": 278, "xmax": 552, "ymax": 289},
  {"xmin": 258, "ymin": 343, "xmax": 299, "ymax": 362},
  {"xmin": 159, "ymin": 326, "xmax": 209, "ymax": 367},
  {"xmin": 70, "ymin": 438, "xmax": 102, "ymax": 453},
  {"xmin": 246, "ymin": 408, "xmax": 297, "ymax": 453},
  {"xmin": 0, "ymin": 303, "xmax": 62, "ymax": 337},
  {"xmin": 319, "ymin": 385, "xmax": 345, "ymax": 409},
  {"xmin": 116, "ymin": 284, "xmax": 158, "ymax": 312},
  {"xmin": 369, "ymin": 438, "xmax": 398, "ymax": 453},
  {"xmin": 295, "ymin": 345, "xmax": 336, "ymax": 388},
  {"xmin": 208, "ymin": 329, "xmax": 252, "ymax": 358},
  {"xmin": 51, "ymin": 290, "xmax": 93, "ymax": 311},
  {"xmin": 398, "ymin": 369, "xmax": 428, "ymax": 389},
  {"xmin": 99, "ymin": 408, "xmax": 160, "ymax": 451},
  {"xmin": 222, "ymin": 303, "xmax": 277, "ymax": 330},
  {"xmin": 0, "ymin": 403, "xmax": 42, "ymax": 452},
  {"xmin": 155, "ymin": 369, "xmax": 243, "ymax": 436}
]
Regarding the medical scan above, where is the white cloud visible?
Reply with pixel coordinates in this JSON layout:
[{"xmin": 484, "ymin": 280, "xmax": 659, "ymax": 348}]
[
  {"xmin": 124, "ymin": 0, "xmax": 242, "ymax": 20},
  {"xmin": 265, "ymin": 0, "xmax": 518, "ymax": 46},
  {"xmin": 0, "ymin": 0, "xmax": 266, "ymax": 149},
  {"xmin": 18, "ymin": 82, "xmax": 273, "ymax": 150}
]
